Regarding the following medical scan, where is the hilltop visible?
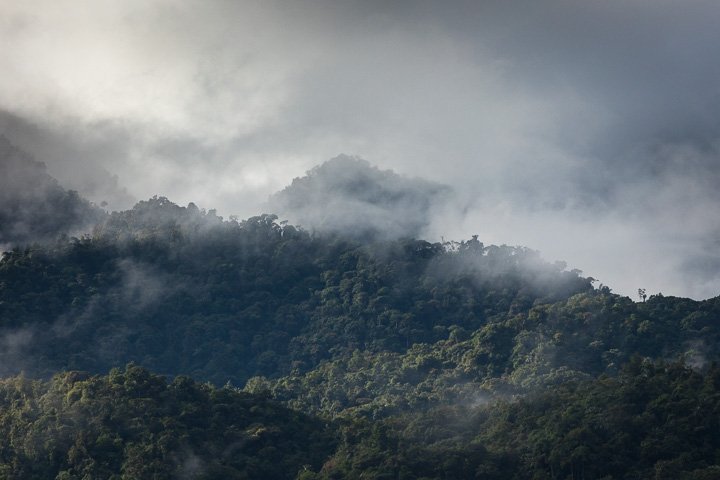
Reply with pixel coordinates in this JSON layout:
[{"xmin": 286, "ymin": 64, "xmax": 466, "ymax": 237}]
[{"xmin": 268, "ymin": 155, "xmax": 450, "ymax": 239}]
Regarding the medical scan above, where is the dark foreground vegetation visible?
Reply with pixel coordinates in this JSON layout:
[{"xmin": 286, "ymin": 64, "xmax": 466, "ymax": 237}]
[
  {"xmin": 0, "ymin": 362, "xmax": 719, "ymax": 479},
  {"xmin": 0, "ymin": 365, "xmax": 334, "ymax": 479}
]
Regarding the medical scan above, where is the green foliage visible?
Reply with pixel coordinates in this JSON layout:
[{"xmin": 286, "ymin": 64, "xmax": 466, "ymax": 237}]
[
  {"xmin": 476, "ymin": 361, "xmax": 720, "ymax": 479},
  {"xmin": 252, "ymin": 291, "xmax": 720, "ymax": 418},
  {"xmin": 2, "ymin": 361, "xmax": 719, "ymax": 479},
  {"xmin": 0, "ymin": 365, "xmax": 335, "ymax": 479},
  {"xmin": 0, "ymin": 197, "xmax": 593, "ymax": 386},
  {"xmin": 309, "ymin": 362, "xmax": 720, "ymax": 479}
]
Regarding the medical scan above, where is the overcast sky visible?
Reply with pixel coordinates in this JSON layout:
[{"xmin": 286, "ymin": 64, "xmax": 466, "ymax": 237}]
[{"xmin": 1, "ymin": 0, "xmax": 719, "ymax": 299}]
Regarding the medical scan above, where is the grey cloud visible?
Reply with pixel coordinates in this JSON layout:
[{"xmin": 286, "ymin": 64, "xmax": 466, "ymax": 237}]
[
  {"xmin": 0, "ymin": 111, "xmax": 136, "ymax": 210},
  {"xmin": 0, "ymin": 0, "xmax": 719, "ymax": 298}
]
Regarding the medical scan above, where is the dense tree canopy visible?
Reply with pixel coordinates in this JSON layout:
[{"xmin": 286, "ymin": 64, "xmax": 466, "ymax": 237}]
[
  {"xmin": 308, "ymin": 361, "xmax": 720, "ymax": 479},
  {"xmin": 0, "ymin": 197, "xmax": 596, "ymax": 385},
  {"xmin": 1, "ymin": 194, "xmax": 720, "ymax": 478},
  {"xmin": 0, "ymin": 365, "xmax": 335, "ymax": 479}
]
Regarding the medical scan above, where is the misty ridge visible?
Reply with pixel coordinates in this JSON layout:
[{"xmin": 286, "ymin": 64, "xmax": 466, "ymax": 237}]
[
  {"xmin": 0, "ymin": 143, "xmax": 452, "ymax": 247},
  {"xmin": 268, "ymin": 155, "xmax": 452, "ymax": 240},
  {"xmin": 0, "ymin": 136, "xmax": 106, "ymax": 246}
]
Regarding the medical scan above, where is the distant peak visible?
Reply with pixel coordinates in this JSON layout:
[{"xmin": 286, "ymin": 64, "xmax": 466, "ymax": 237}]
[{"xmin": 269, "ymin": 156, "xmax": 450, "ymax": 240}]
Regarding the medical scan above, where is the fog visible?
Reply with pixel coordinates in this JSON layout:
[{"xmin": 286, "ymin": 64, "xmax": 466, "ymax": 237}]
[
  {"xmin": 1, "ymin": 0, "xmax": 719, "ymax": 299},
  {"xmin": 268, "ymin": 155, "xmax": 450, "ymax": 239}
]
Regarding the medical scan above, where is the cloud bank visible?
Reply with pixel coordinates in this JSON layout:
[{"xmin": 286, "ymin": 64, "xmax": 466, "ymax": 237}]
[{"xmin": 1, "ymin": 0, "xmax": 719, "ymax": 298}]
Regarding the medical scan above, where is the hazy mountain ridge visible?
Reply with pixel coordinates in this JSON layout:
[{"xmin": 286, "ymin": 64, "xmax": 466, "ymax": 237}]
[
  {"xmin": 0, "ymin": 137, "xmax": 106, "ymax": 245},
  {"xmin": 268, "ymin": 155, "xmax": 451, "ymax": 239}
]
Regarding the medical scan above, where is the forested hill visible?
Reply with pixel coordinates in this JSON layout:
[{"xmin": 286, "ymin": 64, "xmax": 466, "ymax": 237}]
[
  {"xmin": 0, "ymin": 364, "xmax": 335, "ymax": 479},
  {"xmin": 1, "ymin": 195, "xmax": 719, "ymax": 393},
  {"xmin": 2, "ymin": 189, "xmax": 720, "ymax": 477},
  {"xmin": 0, "ymin": 196, "xmax": 593, "ymax": 385}
]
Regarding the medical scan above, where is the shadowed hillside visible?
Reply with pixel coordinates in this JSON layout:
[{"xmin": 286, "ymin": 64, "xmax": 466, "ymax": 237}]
[{"xmin": 0, "ymin": 365, "xmax": 334, "ymax": 479}]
